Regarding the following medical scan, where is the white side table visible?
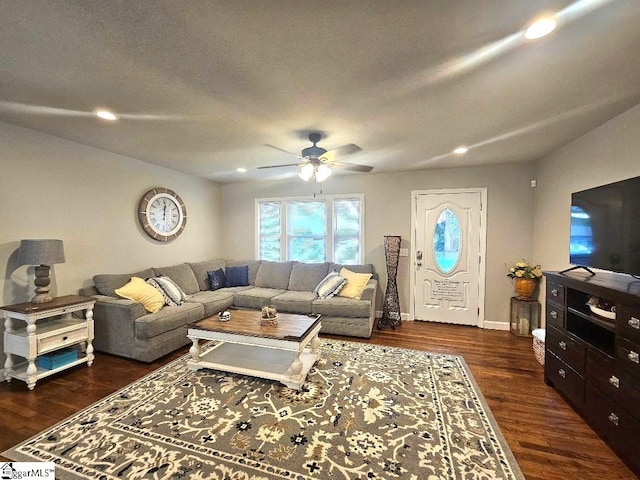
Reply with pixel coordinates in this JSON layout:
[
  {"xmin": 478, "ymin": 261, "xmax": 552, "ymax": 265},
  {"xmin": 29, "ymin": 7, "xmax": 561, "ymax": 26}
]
[{"xmin": 2, "ymin": 295, "xmax": 95, "ymax": 390}]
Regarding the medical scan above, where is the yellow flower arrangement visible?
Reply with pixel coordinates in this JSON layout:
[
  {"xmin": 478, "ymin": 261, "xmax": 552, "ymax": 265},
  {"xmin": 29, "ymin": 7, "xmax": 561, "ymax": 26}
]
[{"xmin": 506, "ymin": 260, "xmax": 542, "ymax": 280}]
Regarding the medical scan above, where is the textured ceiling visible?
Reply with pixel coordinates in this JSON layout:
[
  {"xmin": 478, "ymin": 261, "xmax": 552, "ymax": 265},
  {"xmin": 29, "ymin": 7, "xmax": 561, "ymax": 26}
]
[{"xmin": 1, "ymin": 0, "xmax": 639, "ymax": 183}]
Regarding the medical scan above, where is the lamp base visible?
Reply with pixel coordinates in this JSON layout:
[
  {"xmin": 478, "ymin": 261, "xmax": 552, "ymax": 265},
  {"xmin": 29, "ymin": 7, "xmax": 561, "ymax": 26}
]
[{"xmin": 31, "ymin": 264, "xmax": 53, "ymax": 304}]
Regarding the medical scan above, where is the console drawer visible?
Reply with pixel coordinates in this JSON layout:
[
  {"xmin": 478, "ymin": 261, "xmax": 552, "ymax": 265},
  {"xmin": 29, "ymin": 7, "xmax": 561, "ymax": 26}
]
[
  {"xmin": 586, "ymin": 349, "xmax": 640, "ymax": 419},
  {"xmin": 38, "ymin": 323, "xmax": 88, "ymax": 355},
  {"xmin": 546, "ymin": 325, "xmax": 585, "ymax": 374},
  {"xmin": 617, "ymin": 305, "xmax": 640, "ymax": 344},
  {"xmin": 546, "ymin": 281, "xmax": 565, "ymax": 305},
  {"xmin": 616, "ymin": 337, "xmax": 640, "ymax": 380},
  {"xmin": 546, "ymin": 303, "xmax": 564, "ymax": 329},
  {"xmin": 585, "ymin": 383, "xmax": 640, "ymax": 474},
  {"xmin": 546, "ymin": 350, "xmax": 584, "ymax": 408}
]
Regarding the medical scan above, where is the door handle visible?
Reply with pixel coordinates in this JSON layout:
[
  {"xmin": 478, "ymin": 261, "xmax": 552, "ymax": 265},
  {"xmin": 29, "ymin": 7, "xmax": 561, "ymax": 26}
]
[
  {"xmin": 416, "ymin": 261, "xmax": 422, "ymax": 267},
  {"xmin": 416, "ymin": 250, "xmax": 423, "ymax": 260}
]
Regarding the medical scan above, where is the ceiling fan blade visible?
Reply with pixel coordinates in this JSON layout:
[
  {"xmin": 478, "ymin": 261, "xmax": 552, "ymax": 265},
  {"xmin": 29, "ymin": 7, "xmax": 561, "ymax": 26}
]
[
  {"xmin": 320, "ymin": 144, "xmax": 362, "ymax": 162},
  {"xmin": 257, "ymin": 162, "xmax": 303, "ymax": 169},
  {"xmin": 331, "ymin": 161, "xmax": 374, "ymax": 173},
  {"xmin": 264, "ymin": 144, "xmax": 302, "ymax": 158}
]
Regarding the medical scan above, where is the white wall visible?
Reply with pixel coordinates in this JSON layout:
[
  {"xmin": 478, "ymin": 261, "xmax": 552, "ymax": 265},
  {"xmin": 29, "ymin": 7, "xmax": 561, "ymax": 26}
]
[
  {"xmin": 533, "ymin": 104, "xmax": 640, "ymax": 278},
  {"xmin": 221, "ymin": 162, "xmax": 537, "ymax": 327},
  {"xmin": 0, "ymin": 122, "xmax": 224, "ymax": 363}
]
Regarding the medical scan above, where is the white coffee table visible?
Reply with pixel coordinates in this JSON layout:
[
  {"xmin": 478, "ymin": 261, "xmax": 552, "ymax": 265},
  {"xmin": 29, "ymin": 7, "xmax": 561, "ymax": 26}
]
[{"xmin": 187, "ymin": 310, "xmax": 322, "ymax": 390}]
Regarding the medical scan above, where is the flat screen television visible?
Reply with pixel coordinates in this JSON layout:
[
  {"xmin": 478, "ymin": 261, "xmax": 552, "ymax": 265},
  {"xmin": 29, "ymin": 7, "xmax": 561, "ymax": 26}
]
[{"xmin": 569, "ymin": 176, "xmax": 640, "ymax": 276}]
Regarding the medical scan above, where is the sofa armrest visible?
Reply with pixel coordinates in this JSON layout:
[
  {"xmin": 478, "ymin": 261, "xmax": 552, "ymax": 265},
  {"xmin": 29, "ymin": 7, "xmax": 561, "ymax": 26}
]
[
  {"xmin": 360, "ymin": 278, "xmax": 378, "ymax": 304},
  {"xmin": 91, "ymin": 295, "xmax": 147, "ymax": 357}
]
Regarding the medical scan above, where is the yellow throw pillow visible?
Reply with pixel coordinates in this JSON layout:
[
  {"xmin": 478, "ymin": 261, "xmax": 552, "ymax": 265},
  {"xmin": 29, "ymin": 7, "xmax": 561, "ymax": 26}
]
[
  {"xmin": 336, "ymin": 268, "xmax": 372, "ymax": 300},
  {"xmin": 115, "ymin": 276, "xmax": 164, "ymax": 313}
]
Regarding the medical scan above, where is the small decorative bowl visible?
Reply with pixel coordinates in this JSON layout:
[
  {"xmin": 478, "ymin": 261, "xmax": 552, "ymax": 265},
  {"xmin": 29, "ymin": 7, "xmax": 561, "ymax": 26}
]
[{"xmin": 589, "ymin": 304, "xmax": 615, "ymax": 320}]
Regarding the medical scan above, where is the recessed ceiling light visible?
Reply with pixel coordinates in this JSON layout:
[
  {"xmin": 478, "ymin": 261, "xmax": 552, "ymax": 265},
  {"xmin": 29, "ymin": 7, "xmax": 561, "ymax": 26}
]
[
  {"xmin": 524, "ymin": 16, "xmax": 557, "ymax": 40},
  {"xmin": 94, "ymin": 109, "xmax": 119, "ymax": 121},
  {"xmin": 453, "ymin": 146, "xmax": 468, "ymax": 155},
  {"xmin": 236, "ymin": 167, "xmax": 247, "ymax": 173}
]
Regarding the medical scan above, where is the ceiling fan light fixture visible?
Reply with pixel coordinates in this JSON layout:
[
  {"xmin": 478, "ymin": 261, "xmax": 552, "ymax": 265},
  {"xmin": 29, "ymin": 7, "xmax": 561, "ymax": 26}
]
[
  {"xmin": 315, "ymin": 164, "xmax": 332, "ymax": 182},
  {"xmin": 298, "ymin": 163, "xmax": 315, "ymax": 181}
]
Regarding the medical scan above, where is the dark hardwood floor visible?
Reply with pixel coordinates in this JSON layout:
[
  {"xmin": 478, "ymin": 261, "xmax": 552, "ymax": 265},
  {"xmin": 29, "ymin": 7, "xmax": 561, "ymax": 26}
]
[{"xmin": 1, "ymin": 321, "xmax": 637, "ymax": 479}]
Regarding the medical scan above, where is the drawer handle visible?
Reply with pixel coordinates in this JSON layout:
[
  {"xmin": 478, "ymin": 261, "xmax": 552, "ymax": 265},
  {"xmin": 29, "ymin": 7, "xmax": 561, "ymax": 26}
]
[
  {"xmin": 550, "ymin": 311, "xmax": 558, "ymax": 319},
  {"xmin": 629, "ymin": 317, "xmax": 640, "ymax": 329},
  {"xmin": 558, "ymin": 368, "xmax": 566, "ymax": 378},
  {"xmin": 608, "ymin": 413, "xmax": 619, "ymax": 426},
  {"xmin": 628, "ymin": 351, "xmax": 639, "ymax": 364},
  {"xmin": 609, "ymin": 375, "xmax": 620, "ymax": 388},
  {"xmin": 62, "ymin": 336, "xmax": 68, "ymax": 341},
  {"xmin": 551, "ymin": 288, "xmax": 559, "ymax": 297},
  {"xmin": 558, "ymin": 341, "xmax": 567, "ymax": 350}
]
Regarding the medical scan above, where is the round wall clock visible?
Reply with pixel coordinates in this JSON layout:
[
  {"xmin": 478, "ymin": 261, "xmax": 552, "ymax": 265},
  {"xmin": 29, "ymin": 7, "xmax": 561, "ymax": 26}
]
[{"xmin": 138, "ymin": 188, "xmax": 187, "ymax": 242}]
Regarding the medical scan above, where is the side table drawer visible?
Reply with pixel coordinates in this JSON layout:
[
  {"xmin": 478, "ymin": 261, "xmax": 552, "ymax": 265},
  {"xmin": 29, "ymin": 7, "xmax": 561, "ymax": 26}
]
[
  {"xmin": 38, "ymin": 324, "xmax": 88, "ymax": 355},
  {"xmin": 546, "ymin": 350, "xmax": 584, "ymax": 408},
  {"xmin": 547, "ymin": 325, "xmax": 585, "ymax": 374}
]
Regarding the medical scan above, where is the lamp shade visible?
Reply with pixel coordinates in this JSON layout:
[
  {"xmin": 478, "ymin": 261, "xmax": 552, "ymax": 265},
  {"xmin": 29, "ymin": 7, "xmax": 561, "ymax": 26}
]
[{"xmin": 17, "ymin": 239, "xmax": 66, "ymax": 266}]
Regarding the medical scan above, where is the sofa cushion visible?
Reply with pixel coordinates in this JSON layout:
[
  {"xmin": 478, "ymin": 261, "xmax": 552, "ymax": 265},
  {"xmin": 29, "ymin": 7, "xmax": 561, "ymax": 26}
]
[
  {"xmin": 94, "ymin": 268, "xmax": 155, "ymax": 297},
  {"xmin": 226, "ymin": 260, "xmax": 262, "ymax": 285},
  {"xmin": 115, "ymin": 277, "xmax": 164, "ymax": 313},
  {"xmin": 337, "ymin": 268, "xmax": 373, "ymax": 300},
  {"xmin": 186, "ymin": 291, "xmax": 235, "ymax": 316},
  {"xmin": 146, "ymin": 277, "xmax": 180, "ymax": 306},
  {"xmin": 207, "ymin": 269, "xmax": 226, "ymax": 291},
  {"xmin": 152, "ymin": 263, "xmax": 200, "ymax": 295},
  {"xmin": 312, "ymin": 296, "xmax": 371, "ymax": 318},
  {"xmin": 135, "ymin": 302, "xmax": 204, "ymax": 339},
  {"xmin": 189, "ymin": 259, "xmax": 226, "ymax": 291},
  {"xmin": 225, "ymin": 265, "xmax": 249, "ymax": 287},
  {"xmin": 288, "ymin": 262, "xmax": 329, "ymax": 291},
  {"xmin": 272, "ymin": 291, "xmax": 317, "ymax": 314},
  {"xmin": 314, "ymin": 271, "xmax": 347, "ymax": 299},
  {"xmin": 233, "ymin": 287, "xmax": 286, "ymax": 309},
  {"xmin": 255, "ymin": 261, "xmax": 295, "ymax": 289}
]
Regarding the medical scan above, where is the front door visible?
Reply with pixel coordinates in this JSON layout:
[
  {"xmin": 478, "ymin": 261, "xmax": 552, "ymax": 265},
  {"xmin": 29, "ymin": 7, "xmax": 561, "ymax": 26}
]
[{"xmin": 412, "ymin": 189, "xmax": 486, "ymax": 326}]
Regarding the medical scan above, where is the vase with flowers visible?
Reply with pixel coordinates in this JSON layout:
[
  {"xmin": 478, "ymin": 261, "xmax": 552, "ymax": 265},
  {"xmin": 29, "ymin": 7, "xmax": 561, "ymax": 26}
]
[{"xmin": 506, "ymin": 260, "xmax": 543, "ymax": 299}]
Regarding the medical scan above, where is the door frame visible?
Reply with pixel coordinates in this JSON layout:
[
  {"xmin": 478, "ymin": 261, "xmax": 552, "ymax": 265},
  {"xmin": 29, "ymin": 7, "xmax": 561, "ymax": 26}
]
[{"xmin": 410, "ymin": 188, "xmax": 487, "ymax": 327}]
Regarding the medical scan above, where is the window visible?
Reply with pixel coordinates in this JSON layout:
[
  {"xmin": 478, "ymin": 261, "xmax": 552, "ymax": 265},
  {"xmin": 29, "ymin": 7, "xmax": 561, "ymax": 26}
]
[{"xmin": 256, "ymin": 195, "xmax": 364, "ymax": 263}]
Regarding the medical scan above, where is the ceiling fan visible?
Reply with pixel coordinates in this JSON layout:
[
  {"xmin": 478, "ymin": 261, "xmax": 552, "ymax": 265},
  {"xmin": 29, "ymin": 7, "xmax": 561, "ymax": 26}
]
[{"xmin": 260, "ymin": 133, "xmax": 373, "ymax": 182}]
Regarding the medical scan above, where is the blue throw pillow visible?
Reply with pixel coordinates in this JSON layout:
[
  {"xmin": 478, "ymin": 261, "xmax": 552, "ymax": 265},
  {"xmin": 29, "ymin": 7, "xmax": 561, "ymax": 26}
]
[
  {"xmin": 207, "ymin": 269, "xmax": 226, "ymax": 291},
  {"xmin": 225, "ymin": 265, "xmax": 249, "ymax": 287}
]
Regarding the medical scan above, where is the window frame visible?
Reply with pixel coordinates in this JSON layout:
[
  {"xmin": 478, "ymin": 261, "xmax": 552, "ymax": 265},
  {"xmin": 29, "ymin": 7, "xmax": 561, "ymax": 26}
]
[{"xmin": 255, "ymin": 194, "xmax": 365, "ymax": 263}]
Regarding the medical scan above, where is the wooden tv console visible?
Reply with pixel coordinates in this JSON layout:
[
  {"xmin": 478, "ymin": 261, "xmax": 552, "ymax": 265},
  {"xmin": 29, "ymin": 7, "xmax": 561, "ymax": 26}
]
[{"xmin": 544, "ymin": 270, "xmax": 640, "ymax": 475}]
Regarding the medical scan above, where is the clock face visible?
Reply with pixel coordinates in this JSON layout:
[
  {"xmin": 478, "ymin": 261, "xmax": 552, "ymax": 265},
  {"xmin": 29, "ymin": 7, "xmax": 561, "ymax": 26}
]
[{"xmin": 138, "ymin": 188, "xmax": 187, "ymax": 241}]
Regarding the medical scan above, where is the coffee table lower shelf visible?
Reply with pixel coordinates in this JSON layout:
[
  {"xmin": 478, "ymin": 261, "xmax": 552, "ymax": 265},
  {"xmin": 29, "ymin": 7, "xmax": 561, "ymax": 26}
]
[{"xmin": 187, "ymin": 342, "xmax": 320, "ymax": 390}]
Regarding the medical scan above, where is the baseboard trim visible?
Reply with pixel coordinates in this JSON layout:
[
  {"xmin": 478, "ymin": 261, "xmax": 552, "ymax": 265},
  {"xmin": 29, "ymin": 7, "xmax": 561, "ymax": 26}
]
[
  {"xmin": 375, "ymin": 312, "xmax": 508, "ymax": 330},
  {"xmin": 375, "ymin": 311, "xmax": 413, "ymax": 321},
  {"xmin": 482, "ymin": 321, "xmax": 510, "ymax": 331}
]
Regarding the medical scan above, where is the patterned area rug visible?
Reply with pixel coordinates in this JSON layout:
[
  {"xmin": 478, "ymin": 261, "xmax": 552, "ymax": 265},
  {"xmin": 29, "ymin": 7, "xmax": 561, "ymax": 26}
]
[{"xmin": 4, "ymin": 341, "xmax": 524, "ymax": 479}]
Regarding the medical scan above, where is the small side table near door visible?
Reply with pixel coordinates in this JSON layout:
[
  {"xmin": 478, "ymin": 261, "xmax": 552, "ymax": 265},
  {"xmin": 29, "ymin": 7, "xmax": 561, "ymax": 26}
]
[
  {"xmin": 510, "ymin": 296, "xmax": 541, "ymax": 336},
  {"xmin": 2, "ymin": 295, "xmax": 95, "ymax": 390}
]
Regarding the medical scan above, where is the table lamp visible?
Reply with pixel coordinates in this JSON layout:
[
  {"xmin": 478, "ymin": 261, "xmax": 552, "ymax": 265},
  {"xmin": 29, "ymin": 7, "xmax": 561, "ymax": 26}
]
[{"xmin": 17, "ymin": 239, "xmax": 66, "ymax": 304}]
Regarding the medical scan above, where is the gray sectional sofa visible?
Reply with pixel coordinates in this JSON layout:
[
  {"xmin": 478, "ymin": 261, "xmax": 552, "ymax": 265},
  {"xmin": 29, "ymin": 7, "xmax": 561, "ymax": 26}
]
[{"xmin": 79, "ymin": 259, "xmax": 378, "ymax": 362}]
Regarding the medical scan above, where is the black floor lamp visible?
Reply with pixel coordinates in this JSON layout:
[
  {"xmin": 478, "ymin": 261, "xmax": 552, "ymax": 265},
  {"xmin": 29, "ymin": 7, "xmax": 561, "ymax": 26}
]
[{"xmin": 378, "ymin": 235, "xmax": 402, "ymax": 330}]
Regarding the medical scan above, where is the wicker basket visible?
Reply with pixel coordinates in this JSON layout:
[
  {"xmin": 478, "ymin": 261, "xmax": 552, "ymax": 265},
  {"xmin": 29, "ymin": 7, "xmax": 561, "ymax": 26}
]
[{"xmin": 532, "ymin": 329, "xmax": 545, "ymax": 366}]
